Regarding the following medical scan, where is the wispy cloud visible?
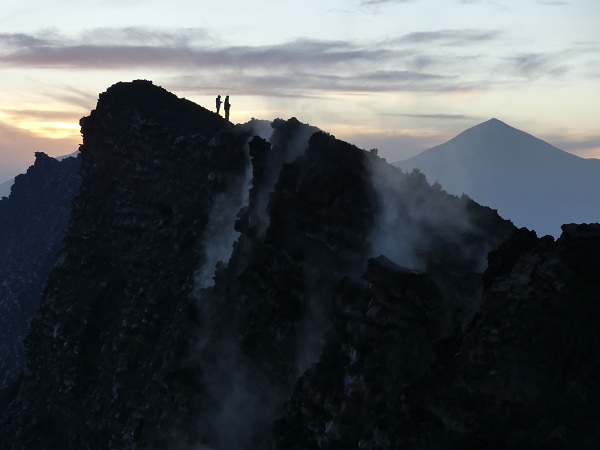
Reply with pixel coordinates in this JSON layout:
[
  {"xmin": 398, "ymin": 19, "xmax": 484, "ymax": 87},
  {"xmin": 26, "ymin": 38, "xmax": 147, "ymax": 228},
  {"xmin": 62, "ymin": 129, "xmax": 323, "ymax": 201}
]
[
  {"xmin": 537, "ymin": 0, "xmax": 569, "ymax": 5},
  {"xmin": 360, "ymin": 0, "xmax": 416, "ymax": 5},
  {"xmin": 0, "ymin": 32, "xmax": 48, "ymax": 47},
  {"xmin": 505, "ymin": 51, "xmax": 571, "ymax": 78},
  {"xmin": 169, "ymin": 69, "xmax": 472, "ymax": 97},
  {"xmin": 398, "ymin": 29, "xmax": 501, "ymax": 45},
  {"xmin": 273, "ymin": 70, "xmax": 462, "ymax": 92},
  {"xmin": 384, "ymin": 113, "xmax": 483, "ymax": 121},
  {"xmin": 359, "ymin": 0, "xmax": 501, "ymax": 4},
  {"xmin": 0, "ymin": 29, "xmax": 468, "ymax": 94},
  {"xmin": 79, "ymin": 27, "xmax": 210, "ymax": 46},
  {"xmin": 0, "ymin": 31, "xmax": 392, "ymax": 69},
  {"xmin": 0, "ymin": 27, "xmax": 589, "ymax": 97},
  {"xmin": 45, "ymin": 85, "xmax": 98, "ymax": 110}
]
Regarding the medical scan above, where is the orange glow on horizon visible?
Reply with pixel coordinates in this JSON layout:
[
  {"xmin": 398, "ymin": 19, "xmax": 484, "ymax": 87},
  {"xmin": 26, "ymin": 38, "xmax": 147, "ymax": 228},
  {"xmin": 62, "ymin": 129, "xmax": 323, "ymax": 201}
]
[
  {"xmin": 1, "ymin": 107, "xmax": 82, "ymax": 141},
  {"xmin": 15, "ymin": 121, "xmax": 81, "ymax": 140}
]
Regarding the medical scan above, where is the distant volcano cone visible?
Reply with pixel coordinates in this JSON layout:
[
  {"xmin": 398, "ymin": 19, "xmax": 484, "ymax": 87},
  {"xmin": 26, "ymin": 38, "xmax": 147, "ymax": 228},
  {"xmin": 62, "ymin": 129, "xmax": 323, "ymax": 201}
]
[{"xmin": 395, "ymin": 118, "xmax": 600, "ymax": 236}]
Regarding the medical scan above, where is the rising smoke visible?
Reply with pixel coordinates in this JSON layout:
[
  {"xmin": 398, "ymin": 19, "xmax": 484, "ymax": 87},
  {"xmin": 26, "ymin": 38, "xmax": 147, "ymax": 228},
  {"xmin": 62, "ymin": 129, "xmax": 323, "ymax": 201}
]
[
  {"xmin": 194, "ymin": 164, "xmax": 252, "ymax": 290},
  {"xmin": 190, "ymin": 118, "xmax": 320, "ymax": 450},
  {"xmin": 250, "ymin": 118, "xmax": 319, "ymax": 237},
  {"xmin": 366, "ymin": 155, "xmax": 481, "ymax": 271}
]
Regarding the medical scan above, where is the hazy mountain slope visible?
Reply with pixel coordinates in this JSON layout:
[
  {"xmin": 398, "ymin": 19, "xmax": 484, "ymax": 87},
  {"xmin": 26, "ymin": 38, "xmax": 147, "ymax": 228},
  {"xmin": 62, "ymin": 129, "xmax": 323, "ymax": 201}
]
[
  {"xmin": 0, "ymin": 152, "xmax": 80, "ymax": 389},
  {"xmin": 394, "ymin": 118, "xmax": 600, "ymax": 237},
  {"xmin": 0, "ymin": 179, "xmax": 12, "ymax": 198}
]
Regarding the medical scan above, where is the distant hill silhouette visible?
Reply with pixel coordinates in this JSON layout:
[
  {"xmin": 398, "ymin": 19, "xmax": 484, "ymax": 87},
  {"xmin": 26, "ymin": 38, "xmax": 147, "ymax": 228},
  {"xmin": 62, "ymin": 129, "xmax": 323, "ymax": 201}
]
[
  {"xmin": 0, "ymin": 152, "xmax": 80, "ymax": 388},
  {"xmin": 394, "ymin": 118, "xmax": 600, "ymax": 237},
  {"xmin": 0, "ymin": 151, "xmax": 79, "ymax": 199},
  {"xmin": 0, "ymin": 179, "xmax": 12, "ymax": 198}
]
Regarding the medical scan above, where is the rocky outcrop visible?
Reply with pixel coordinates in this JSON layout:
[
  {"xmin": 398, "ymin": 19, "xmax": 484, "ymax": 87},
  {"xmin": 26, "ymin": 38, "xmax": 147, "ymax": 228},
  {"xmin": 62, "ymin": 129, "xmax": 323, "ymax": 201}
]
[
  {"xmin": 4, "ymin": 80, "xmax": 597, "ymax": 450},
  {"xmin": 272, "ymin": 224, "xmax": 600, "ymax": 449},
  {"xmin": 0, "ymin": 152, "xmax": 80, "ymax": 389}
]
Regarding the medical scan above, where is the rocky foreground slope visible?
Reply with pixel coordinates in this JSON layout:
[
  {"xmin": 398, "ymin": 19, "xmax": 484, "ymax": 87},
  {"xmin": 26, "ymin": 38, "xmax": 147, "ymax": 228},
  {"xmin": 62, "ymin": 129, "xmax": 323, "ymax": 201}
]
[{"xmin": 1, "ymin": 80, "xmax": 598, "ymax": 449}]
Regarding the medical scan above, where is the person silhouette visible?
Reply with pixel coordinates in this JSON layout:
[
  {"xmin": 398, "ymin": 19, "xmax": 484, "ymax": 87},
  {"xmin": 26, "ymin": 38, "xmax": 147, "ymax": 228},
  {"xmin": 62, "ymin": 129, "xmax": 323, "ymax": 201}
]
[
  {"xmin": 216, "ymin": 95, "xmax": 222, "ymax": 114},
  {"xmin": 224, "ymin": 95, "xmax": 231, "ymax": 121}
]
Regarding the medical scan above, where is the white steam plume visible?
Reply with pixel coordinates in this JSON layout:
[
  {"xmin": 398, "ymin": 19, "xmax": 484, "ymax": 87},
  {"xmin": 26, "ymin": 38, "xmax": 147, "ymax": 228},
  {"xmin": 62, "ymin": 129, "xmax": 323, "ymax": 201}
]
[{"xmin": 367, "ymin": 157, "xmax": 478, "ymax": 270}]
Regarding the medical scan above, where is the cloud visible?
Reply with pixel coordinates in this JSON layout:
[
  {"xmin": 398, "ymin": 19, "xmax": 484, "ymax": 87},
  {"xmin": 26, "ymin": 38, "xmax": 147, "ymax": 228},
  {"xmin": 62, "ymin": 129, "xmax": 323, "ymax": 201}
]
[
  {"xmin": 0, "ymin": 32, "xmax": 48, "ymax": 48},
  {"xmin": 359, "ymin": 0, "xmax": 502, "ymax": 3},
  {"xmin": 398, "ymin": 29, "xmax": 502, "ymax": 45},
  {"xmin": 45, "ymin": 86, "xmax": 98, "ymax": 110},
  {"xmin": 360, "ymin": 0, "xmax": 416, "ymax": 4},
  {"xmin": 537, "ymin": 0, "xmax": 568, "ymax": 5},
  {"xmin": 0, "ymin": 30, "xmax": 395, "ymax": 70},
  {"xmin": 171, "ymin": 68, "xmax": 477, "ymax": 97},
  {"xmin": 80, "ymin": 27, "xmax": 210, "ymax": 46},
  {"xmin": 0, "ymin": 29, "xmax": 492, "ymax": 95},
  {"xmin": 456, "ymin": 0, "xmax": 498, "ymax": 3},
  {"xmin": 505, "ymin": 51, "xmax": 571, "ymax": 78},
  {"xmin": 0, "ymin": 28, "xmax": 211, "ymax": 69},
  {"xmin": 0, "ymin": 26, "xmax": 588, "ymax": 99},
  {"xmin": 382, "ymin": 113, "xmax": 483, "ymax": 121}
]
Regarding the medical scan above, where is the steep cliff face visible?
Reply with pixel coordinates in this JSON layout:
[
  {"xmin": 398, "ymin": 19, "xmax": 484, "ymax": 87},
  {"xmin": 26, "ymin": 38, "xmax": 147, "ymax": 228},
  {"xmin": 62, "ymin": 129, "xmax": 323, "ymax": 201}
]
[
  {"xmin": 0, "ymin": 152, "xmax": 80, "ymax": 389},
  {"xmin": 6, "ymin": 80, "xmax": 596, "ymax": 450},
  {"xmin": 1, "ymin": 80, "xmax": 248, "ymax": 449}
]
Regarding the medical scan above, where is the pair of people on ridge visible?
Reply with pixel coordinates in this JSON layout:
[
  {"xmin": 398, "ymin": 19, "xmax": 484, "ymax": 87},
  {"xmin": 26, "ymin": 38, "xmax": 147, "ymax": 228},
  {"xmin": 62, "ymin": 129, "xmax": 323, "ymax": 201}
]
[{"xmin": 215, "ymin": 95, "xmax": 231, "ymax": 121}]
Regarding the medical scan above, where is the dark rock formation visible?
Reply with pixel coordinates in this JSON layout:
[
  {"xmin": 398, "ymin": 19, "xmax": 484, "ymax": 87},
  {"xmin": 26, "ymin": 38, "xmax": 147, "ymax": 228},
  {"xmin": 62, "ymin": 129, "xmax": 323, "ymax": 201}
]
[
  {"xmin": 0, "ymin": 152, "xmax": 80, "ymax": 389},
  {"xmin": 2, "ymin": 80, "xmax": 598, "ymax": 449},
  {"xmin": 0, "ymin": 80, "xmax": 249, "ymax": 450},
  {"xmin": 273, "ymin": 224, "xmax": 600, "ymax": 449}
]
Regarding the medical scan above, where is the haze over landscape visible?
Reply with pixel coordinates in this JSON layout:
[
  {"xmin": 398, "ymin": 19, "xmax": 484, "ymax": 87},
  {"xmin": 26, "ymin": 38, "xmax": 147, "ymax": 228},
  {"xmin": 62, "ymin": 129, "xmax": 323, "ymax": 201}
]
[
  {"xmin": 2, "ymin": 2, "xmax": 600, "ymax": 446},
  {"xmin": 1, "ymin": 0, "xmax": 599, "ymax": 184},
  {"xmin": 2, "ymin": 79, "xmax": 600, "ymax": 449}
]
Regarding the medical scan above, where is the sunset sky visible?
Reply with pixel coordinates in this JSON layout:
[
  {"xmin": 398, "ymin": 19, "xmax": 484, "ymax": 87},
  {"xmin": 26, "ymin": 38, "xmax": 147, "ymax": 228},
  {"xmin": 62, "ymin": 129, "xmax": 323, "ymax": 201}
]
[{"xmin": 1, "ymin": 0, "xmax": 599, "ymax": 183}]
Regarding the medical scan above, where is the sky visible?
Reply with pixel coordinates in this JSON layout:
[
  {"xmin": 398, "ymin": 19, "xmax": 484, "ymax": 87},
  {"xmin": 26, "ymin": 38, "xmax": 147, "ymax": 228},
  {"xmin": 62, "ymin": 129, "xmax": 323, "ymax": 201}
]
[{"xmin": 1, "ymin": 0, "xmax": 599, "ymax": 183}]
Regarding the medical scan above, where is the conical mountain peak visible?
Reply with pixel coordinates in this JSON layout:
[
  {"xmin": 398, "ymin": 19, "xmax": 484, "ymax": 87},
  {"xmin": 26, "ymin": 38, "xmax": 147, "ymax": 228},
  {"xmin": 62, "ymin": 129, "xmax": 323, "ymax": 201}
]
[
  {"xmin": 450, "ymin": 118, "xmax": 541, "ymax": 149},
  {"xmin": 395, "ymin": 119, "xmax": 600, "ymax": 237}
]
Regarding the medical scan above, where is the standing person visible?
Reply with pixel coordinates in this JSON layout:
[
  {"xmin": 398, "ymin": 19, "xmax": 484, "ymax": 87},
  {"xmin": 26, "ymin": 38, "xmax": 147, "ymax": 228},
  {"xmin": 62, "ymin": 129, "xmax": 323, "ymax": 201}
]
[
  {"xmin": 215, "ymin": 95, "xmax": 222, "ymax": 114},
  {"xmin": 224, "ymin": 95, "xmax": 231, "ymax": 121}
]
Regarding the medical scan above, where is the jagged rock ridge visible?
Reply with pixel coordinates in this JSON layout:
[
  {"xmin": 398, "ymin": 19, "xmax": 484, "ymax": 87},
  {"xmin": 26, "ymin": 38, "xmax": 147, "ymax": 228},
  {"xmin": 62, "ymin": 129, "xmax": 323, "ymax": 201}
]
[
  {"xmin": 0, "ymin": 80, "xmax": 598, "ymax": 449},
  {"xmin": 273, "ymin": 224, "xmax": 600, "ymax": 449}
]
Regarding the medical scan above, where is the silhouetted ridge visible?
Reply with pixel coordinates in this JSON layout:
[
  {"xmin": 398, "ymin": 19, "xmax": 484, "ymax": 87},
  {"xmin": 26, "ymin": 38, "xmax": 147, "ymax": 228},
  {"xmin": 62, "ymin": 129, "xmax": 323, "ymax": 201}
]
[
  {"xmin": 471, "ymin": 117, "xmax": 537, "ymax": 140},
  {"xmin": 1, "ymin": 82, "xmax": 599, "ymax": 449},
  {"xmin": 481, "ymin": 117, "xmax": 511, "ymax": 128},
  {"xmin": 438, "ymin": 117, "xmax": 566, "ymax": 159},
  {"xmin": 81, "ymin": 80, "xmax": 228, "ymax": 141}
]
